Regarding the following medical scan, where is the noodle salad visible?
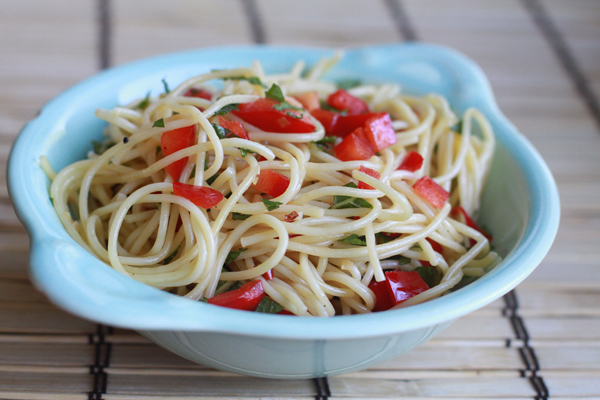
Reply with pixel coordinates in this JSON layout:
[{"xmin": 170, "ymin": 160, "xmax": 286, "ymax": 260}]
[{"xmin": 45, "ymin": 54, "xmax": 500, "ymax": 316}]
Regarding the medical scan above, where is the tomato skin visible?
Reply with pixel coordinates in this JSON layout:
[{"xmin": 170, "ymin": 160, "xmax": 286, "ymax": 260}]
[
  {"xmin": 452, "ymin": 206, "xmax": 492, "ymax": 243},
  {"xmin": 233, "ymin": 98, "xmax": 315, "ymax": 133},
  {"xmin": 277, "ymin": 309, "xmax": 295, "ymax": 315},
  {"xmin": 293, "ymin": 91, "xmax": 320, "ymax": 111},
  {"xmin": 385, "ymin": 271, "xmax": 429, "ymax": 305},
  {"xmin": 420, "ymin": 238, "xmax": 443, "ymax": 267},
  {"xmin": 253, "ymin": 169, "xmax": 290, "ymax": 198},
  {"xmin": 398, "ymin": 151, "xmax": 424, "ymax": 172},
  {"xmin": 327, "ymin": 89, "xmax": 369, "ymax": 115},
  {"xmin": 262, "ymin": 269, "xmax": 274, "ymax": 280},
  {"xmin": 363, "ymin": 113, "xmax": 396, "ymax": 151},
  {"xmin": 330, "ymin": 112, "xmax": 387, "ymax": 137},
  {"xmin": 368, "ymin": 279, "xmax": 395, "ymax": 312},
  {"xmin": 334, "ymin": 127, "xmax": 376, "ymax": 161},
  {"xmin": 218, "ymin": 116, "xmax": 249, "ymax": 140},
  {"xmin": 357, "ymin": 166, "xmax": 380, "ymax": 190},
  {"xmin": 311, "ymin": 109, "xmax": 340, "ymax": 134},
  {"xmin": 172, "ymin": 182, "xmax": 223, "ymax": 208},
  {"xmin": 184, "ymin": 88, "xmax": 212, "ymax": 100},
  {"xmin": 160, "ymin": 125, "xmax": 197, "ymax": 181},
  {"xmin": 413, "ymin": 176, "xmax": 450, "ymax": 209},
  {"xmin": 208, "ymin": 280, "xmax": 265, "ymax": 311}
]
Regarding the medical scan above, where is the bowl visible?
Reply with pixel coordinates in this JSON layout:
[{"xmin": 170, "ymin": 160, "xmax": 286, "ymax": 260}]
[{"xmin": 8, "ymin": 43, "xmax": 560, "ymax": 378}]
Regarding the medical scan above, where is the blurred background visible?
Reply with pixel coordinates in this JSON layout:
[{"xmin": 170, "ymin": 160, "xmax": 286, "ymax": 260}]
[{"xmin": 1, "ymin": 0, "xmax": 599, "ymax": 398}]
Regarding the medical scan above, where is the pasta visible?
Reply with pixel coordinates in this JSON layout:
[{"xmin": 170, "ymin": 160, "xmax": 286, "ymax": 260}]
[{"xmin": 46, "ymin": 54, "xmax": 500, "ymax": 316}]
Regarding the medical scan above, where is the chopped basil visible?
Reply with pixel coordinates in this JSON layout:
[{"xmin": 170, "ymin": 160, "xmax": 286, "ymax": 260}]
[
  {"xmin": 320, "ymin": 101, "xmax": 347, "ymax": 115},
  {"xmin": 224, "ymin": 76, "xmax": 266, "ymax": 87},
  {"xmin": 410, "ymin": 243, "xmax": 422, "ymax": 251},
  {"xmin": 415, "ymin": 266, "xmax": 442, "ymax": 287},
  {"xmin": 92, "ymin": 140, "xmax": 115, "ymax": 155},
  {"xmin": 451, "ymin": 274, "xmax": 479, "ymax": 291},
  {"xmin": 255, "ymin": 297, "xmax": 284, "ymax": 313},
  {"xmin": 232, "ymin": 212, "xmax": 251, "ymax": 220},
  {"xmin": 162, "ymin": 79, "xmax": 171, "ymax": 94},
  {"xmin": 339, "ymin": 234, "xmax": 367, "ymax": 246},
  {"xmin": 211, "ymin": 122, "xmax": 232, "ymax": 139},
  {"xmin": 199, "ymin": 298, "xmax": 209, "ymax": 303},
  {"xmin": 331, "ymin": 182, "xmax": 373, "ymax": 209},
  {"xmin": 164, "ymin": 246, "xmax": 180, "ymax": 264},
  {"xmin": 239, "ymin": 148, "xmax": 255, "ymax": 157},
  {"xmin": 225, "ymin": 248, "xmax": 247, "ymax": 265},
  {"xmin": 214, "ymin": 103, "xmax": 239, "ymax": 116},
  {"xmin": 135, "ymin": 91, "xmax": 151, "ymax": 110},
  {"xmin": 337, "ymin": 78, "xmax": 362, "ymax": 90},
  {"xmin": 311, "ymin": 136, "xmax": 336, "ymax": 151},
  {"xmin": 265, "ymin": 83, "xmax": 285, "ymax": 102},
  {"xmin": 452, "ymin": 119, "xmax": 463, "ymax": 134},
  {"xmin": 375, "ymin": 232, "xmax": 394, "ymax": 244},
  {"xmin": 286, "ymin": 112, "xmax": 302, "ymax": 119},
  {"xmin": 273, "ymin": 101, "xmax": 303, "ymax": 112},
  {"xmin": 206, "ymin": 173, "xmax": 219, "ymax": 185},
  {"xmin": 153, "ymin": 118, "xmax": 165, "ymax": 128},
  {"xmin": 262, "ymin": 198, "xmax": 282, "ymax": 211}
]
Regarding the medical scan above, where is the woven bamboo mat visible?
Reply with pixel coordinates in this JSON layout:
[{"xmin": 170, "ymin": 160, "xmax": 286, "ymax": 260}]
[{"xmin": 1, "ymin": 0, "xmax": 600, "ymax": 398}]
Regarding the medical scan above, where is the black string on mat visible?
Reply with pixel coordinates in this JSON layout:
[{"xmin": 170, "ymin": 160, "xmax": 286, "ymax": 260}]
[
  {"xmin": 97, "ymin": 0, "xmax": 111, "ymax": 70},
  {"xmin": 503, "ymin": 291, "xmax": 549, "ymax": 400},
  {"xmin": 88, "ymin": 325, "xmax": 112, "ymax": 400},
  {"xmin": 521, "ymin": 0, "xmax": 600, "ymax": 131},
  {"xmin": 240, "ymin": 0, "xmax": 266, "ymax": 44},
  {"xmin": 314, "ymin": 376, "xmax": 331, "ymax": 400},
  {"xmin": 383, "ymin": 0, "xmax": 418, "ymax": 41}
]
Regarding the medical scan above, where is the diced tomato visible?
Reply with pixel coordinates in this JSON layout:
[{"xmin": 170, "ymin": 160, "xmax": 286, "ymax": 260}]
[
  {"xmin": 207, "ymin": 280, "xmax": 264, "ymax": 311},
  {"xmin": 161, "ymin": 125, "xmax": 196, "ymax": 181},
  {"xmin": 173, "ymin": 182, "xmax": 223, "ymax": 208},
  {"xmin": 357, "ymin": 166, "xmax": 380, "ymax": 190},
  {"xmin": 420, "ymin": 238, "xmax": 443, "ymax": 266},
  {"xmin": 413, "ymin": 176, "xmax": 450, "ymax": 209},
  {"xmin": 262, "ymin": 269, "xmax": 273, "ymax": 280},
  {"xmin": 369, "ymin": 279, "xmax": 395, "ymax": 312},
  {"xmin": 232, "ymin": 98, "xmax": 315, "ymax": 133},
  {"xmin": 385, "ymin": 271, "xmax": 429, "ymax": 305},
  {"xmin": 311, "ymin": 109, "xmax": 340, "ymax": 134},
  {"xmin": 184, "ymin": 88, "xmax": 212, "ymax": 100},
  {"xmin": 398, "ymin": 151, "xmax": 424, "ymax": 172},
  {"xmin": 452, "ymin": 206, "xmax": 493, "ymax": 243},
  {"xmin": 327, "ymin": 89, "xmax": 369, "ymax": 115},
  {"xmin": 278, "ymin": 309, "xmax": 295, "ymax": 315},
  {"xmin": 218, "ymin": 116, "xmax": 249, "ymax": 140},
  {"xmin": 253, "ymin": 169, "xmax": 290, "ymax": 198},
  {"xmin": 293, "ymin": 91, "xmax": 320, "ymax": 111},
  {"xmin": 362, "ymin": 113, "xmax": 396, "ymax": 151},
  {"xmin": 284, "ymin": 211, "xmax": 299, "ymax": 223},
  {"xmin": 334, "ymin": 127, "xmax": 376, "ymax": 161},
  {"xmin": 383, "ymin": 232, "xmax": 401, "ymax": 239},
  {"xmin": 330, "ymin": 112, "xmax": 388, "ymax": 137}
]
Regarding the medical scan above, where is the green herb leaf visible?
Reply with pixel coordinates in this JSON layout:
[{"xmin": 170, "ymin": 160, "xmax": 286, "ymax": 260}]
[
  {"xmin": 337, "ymin": 78, "xmax": 362, "ymax": 90},
  {"xmin": 265, "ymin": 84, "xmax": 285, "ymax": 102},
  {"xmin": 415, "ymin": 266, "xmax": 442, "ymax": 287},
  {"xmin": 232, "ymin": 212, "xmax": 251, "ymax": 220},
  {"xmin": 153, "ymin": 118, "xmax": 165, "ymax": 128},
  {"xmin": 286, "ymin": 112, "xmax": 302, "ymax": 119},
  {"xmin": 410, "ymin": 243, "xmax": 422, "ymax": 251},
  {"xmin": 224, "ymin": 76, "xmax": 267, "ymax": 87},
  {"xmin": 136, "ymin": 91, "xmax": 151, "ymax": 110},
  {"xmin": 273, "ymin": 101, "xmax": 303, "ymax": 112},
  {"xmin": 199, "ymin": 298, "xmax": 208, "ymax": 303},
  {"xmin": 225, "ymin": 248, "xmax": 247, "ymax": 265},
  {"xmin": 162, "ymin": 79, "xmax": 171, "ymax": 94},
  {"xmin": 331, "ymin": 182, "xmax": 373, "ymax": 209},
  {"xmin": 239, "ymin": 148, "xmax": 255, "ymax": 157},
  {"xmin": 452, "ymin": 119, "xmax": 463, "ymax": 134},
  {"xmin": 320, "ymin": 101, "xmax": 347, "ymax": 115},
  {"xmin": 211, "ymin": 123, "xmax": 232, "ymax": 139},
  {"xmin": 339, "ymin": 234, "xmax": 367, "ymax": 246},
  {"xmin": 206, "ymin": 173, "xmax": 219, "ymax": 185},
  {"xmin": 255, "ymin": 297, "xmax": 284, "ymax": 313},
  {"xmin": 311, "ymin": 136, "xmax": 336, "ymax": 151},
  {"xmin": 214, "ymin": 103, "xmax": 240, "ymax": 116},
  {"xmin": 375, "ymin": 232, "xmax": 395, "ymax": 244},
  {"xmin": 164, "ymin": 246, "xmax": 180, "ymax": 264},
  {"xmin": 451, "ymin": 274, "xmax": 479, "ymax": 291},
  {"xmin": 262, "ymin": 198, "xmax": 282, "ymax": 211}
]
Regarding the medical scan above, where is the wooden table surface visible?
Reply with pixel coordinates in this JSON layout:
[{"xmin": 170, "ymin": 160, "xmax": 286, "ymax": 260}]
[{"xmin": 1, "ymin": 0, "xmax": 599, "ymax": 399}]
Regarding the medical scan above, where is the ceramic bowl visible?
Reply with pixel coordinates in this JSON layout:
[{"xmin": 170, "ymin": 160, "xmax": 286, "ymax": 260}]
[{"xmin": 8, "ymin": 44, "xmax": 560, "ymax": 378}]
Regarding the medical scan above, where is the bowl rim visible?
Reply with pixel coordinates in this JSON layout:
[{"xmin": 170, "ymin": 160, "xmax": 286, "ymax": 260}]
[{"xmin": 8, "ymin": 43, "xmax": 560, "ymax": 339}]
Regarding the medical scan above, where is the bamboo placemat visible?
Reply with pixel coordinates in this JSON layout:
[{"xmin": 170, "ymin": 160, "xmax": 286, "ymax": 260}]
[{"xmin": 2, "ymin": 0, "xmax": 600, "ymax": 398}]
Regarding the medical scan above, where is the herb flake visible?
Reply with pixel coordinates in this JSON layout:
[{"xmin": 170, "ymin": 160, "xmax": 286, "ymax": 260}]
[
  {"xmin": 153, "ymin": 118, "xmax": 165, "ymax": 128},
  {"xmin": 225, "ymin": 76, "xmax": 267, "ymax": 87},
  {"xmin": 265, "ymin": 84, "xmax": 285, "ymax": 102},
  {"xmin": 214, "ymin": 103, "xmax": 239, "ymax": 116},
  {"xmin": 136, "ymin": 91, "xmax": 151, "ymax": 110},
  {"xmin": 331, "ymin": 182, "xmax": 373, "ymax": 209},
  {"xmin": 162, "ymin": 79, "xmax": 171, "ymax": 94},
  {"xmin": 339, "ymin": 234, "xmax": 367, "ymax": 246},
  {"xmin": 262, "ymin": 198, "xmax": 282, "ymax": 211},
  {"xmin": 225, "ymin": 248, "xmax": 247, "ymax": 265},
  {"xmin": 255, "ymin": 297, "xmax": 284, "ymax": 313},
  {"xmin": 232, "ymin": 212, "xmax": 251, "ymax": 220},
  {"xmin": 337, "ymin": 78, "xmax": 362, "ymax": 90}
]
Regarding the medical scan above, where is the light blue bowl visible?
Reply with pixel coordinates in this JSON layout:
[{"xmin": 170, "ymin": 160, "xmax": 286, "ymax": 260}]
[{"xmin": 8, "ymin": 44, "xmax": 560, "ymax": 378}]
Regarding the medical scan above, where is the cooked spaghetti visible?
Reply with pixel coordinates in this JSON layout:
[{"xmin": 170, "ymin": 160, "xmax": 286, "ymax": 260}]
[{"xmin": 46, "ymin": 54, "xmax": 500, "ymax": 316}]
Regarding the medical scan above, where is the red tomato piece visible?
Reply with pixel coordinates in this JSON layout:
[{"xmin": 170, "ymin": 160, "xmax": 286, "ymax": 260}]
[
  {"xmin": 420, "ymin": 238, "xmax": 444, "ymax": 266},
  {"xmin": 334, "ymin": 127, "xmax": 376, "ymax": 161},
  {"xmin": 293, "ymin": 91, "xmax": 320, "ymax": 111},
  {"xmin": 278, "ymin": 309, "xmax": 295, "ymax": 315},
  {"xmin": 452, "ymin": 206, "xmax": 493, "ymax": 242},
  {"xmin": 184, "ymin": 88, "xmax": 212, "ymax": 100},
  {"xmin": 311, "ymin": 109, "xmax": 340, "ymax": 134},
  {"xmin": 284, "ymin": 211, "xmax": 299, "ymax": 223},
  {"xmin": 368, "ymin": 279, "xmax": 395, "ymax": 312},
  {"xmin": 207, "ymin": 280, "xmax": 264, "ymax": 311},
  {"xmin": 173, "ymin": 182, "xmax": 223, "ymax": 209},
  {"xmin": 327, "ymin": 89, "xmax": 369, "ymax": 115},
  {"xmin": 398, "ymin": 151, "xmax": 424, "ymax": 172},
  {"xmin": 357, "ymin": 166, "xmax": 381, "ymax": 190},
  {"xmin": 233, "ymin": 98, "xmax": 315, "ymax": 133},
  {"xmin": 363, "ymin": 113, "xmax": 396, "ymax": 151},
  {"xmin": 253, "ymin": 169, "xmax": 290, "ymax": 198},
  {"xmin": 413, "ymin": 176, "xmax": 450, "ymax": 209},
  {"xmin": 262, "ymin": 269, "xmax": 273, "ymax": 280},
  {"xmin": 329, "ymin": 112, "xmax": 388, "ymax": 137},
  {"xmin": 218, "ymin": 116, "xmax": 249, "ymax": 140},
  {"xmin": 160, "ymin": 125, "xmax": 196, "ymax": 181},
  {"xmin": 385, "ymin": 270, "xmax": 429, "ymax": 305}
]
